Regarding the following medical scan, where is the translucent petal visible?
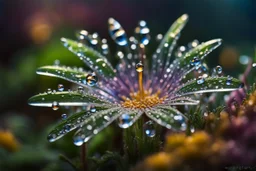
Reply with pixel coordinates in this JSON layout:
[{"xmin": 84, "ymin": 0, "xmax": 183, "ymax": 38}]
[
  {"xmin": 73, "ymin": 107, "xmax": 122, "ymax": 145},
  {"xmin": 61, "ymin": 38, "xmax": 115, "ymax": 78},
  {"xmin": 145, "ymin": 107, "xmax": 187, "ymax": 131},
  {"xmin": 164, "ymin": 97, "xmax": 199, "ymax": 105},
  {"xmin": 173, "ymin": 76, "xmax": 243, "ymax": 97},
  {"xmin": 28, "ymin": 91, "xmax": 112, "ymax": 107},
  {"xmin": 152, "ymin": 14, "xmax": 189, "ymax": 71},
  {"xmin": 47, "ymin": 106, "xmax": 112, "ymax": 142},
  {"xmin": 36, "ymin": 66, "xmax": 89, "ymax": 87}
]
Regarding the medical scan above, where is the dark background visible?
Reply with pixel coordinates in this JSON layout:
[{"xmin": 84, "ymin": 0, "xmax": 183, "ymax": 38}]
[{"xmin": 0, "ymin": 0, "xmax": 255, "ymax": 127}]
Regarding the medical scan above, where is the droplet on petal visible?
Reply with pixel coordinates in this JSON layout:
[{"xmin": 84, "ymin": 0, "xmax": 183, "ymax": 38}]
[
  {"xmin": 252, "ymin": 63, "xmax": 256, "ymax": 68},
  {"xmin": 136, "ymin": 62, "xmax": 144, "ymax": 72},
  {"xmin": 47, "ymin": 88, "xmax": 52, "ymax": 94},
  {"xmin": 143, "ymin": 121, "xmax": 156, "ymax": 137},
  {"xmin": 135, "ymin": 20, "xmax": 150, "ymax": 45},
  {"xmin": 214, "ymin": 65, "xmax": 222, "ymax": 75},
  {"xmin": 58, "ymin": 84, "xmax": 64, "ymax": 91},
  {"xmin": 108, "ymin": 18, "xmax": 128, "ymax": 46},
  {"xmin": 52, "ymin": 101, "xmax": 59, "ymax": 110},
  {"xmin": 89, "ymin": 105, "xmax": 96, "ymax": 113},
  {"xmin": 78, "ymin": 86, "xmax": 84, "ymax": 93},
  {"xmin": 190, "ymin": 56, "xmax": 201, "ymax": 68},
  {"xmin": 118, "ymin": 113, "xmax": 132, "ymax": 129},
  {"xmin": 73, "ymin": 133, "xmax": 85, "ymax": 146},
  {"xmin": 196, "ymin": 76, "xmax": 205, "ymax": 84},
  {"xmin": 61, "ymin": 113, "xmax": 67, "ymax": 120},
  {"xmin": 86, "ymin": 73, "xmax": 98, "ymax": 86},
  {"xmin": 226, "ymin": 76, "xmax": 232, "ymax": 86},
  {"xmin": 173, "ymin": 115, "xmax": 187, "ymax": 131},
  {"xmin": 47, "ymin": 133, "xmax": 56, "ymax": 142}
]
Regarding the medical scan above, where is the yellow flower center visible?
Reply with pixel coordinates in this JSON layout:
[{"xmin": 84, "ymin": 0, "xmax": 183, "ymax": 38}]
[{"xmin": 121, "ymin": 90, "xmax": 165, "ymax": 109}]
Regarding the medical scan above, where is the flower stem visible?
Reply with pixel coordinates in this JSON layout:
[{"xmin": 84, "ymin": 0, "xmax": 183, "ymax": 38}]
[
  {"xmin": 81, "ymin": 143, "xmax": 87, "ymax": 171},
  {"xmin": 123, "ymin": 116, "xmax": 162, "ymax": 164}
]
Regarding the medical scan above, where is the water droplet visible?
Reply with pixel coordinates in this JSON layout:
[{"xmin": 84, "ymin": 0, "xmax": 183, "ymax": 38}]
[
  {"xmin": 135, "ymin": 20, "xmax": 150, "ymax": 45},
  {"xmin": 76, "ymin": 30, "xmax": 89, "ymax": 41},
  {"xmin": 196, "ymin": 76, "xmax": 205, "ymax": 84},
  {"xmin": 188, "ymin": 40, "xmax": 199, "ymax": 48},
  {"xmin": 252, "ymin": 63, "xmax": 256, "ymax": 68},
  {"xmin": 143, "ymin": 121, "xmax": 156, "ymax": 137},
  {"xmin": 52, "ymin": 101, "xmax": 59, "ymax": 110},
  {"xmin": 61, "ymin": 114, "xmax": 67, "ymax": 120},
  {"xmin": 89, "ymin": 105, "xmax": 96, "ymax": 113},
  {"xmin": 64, "ymin": 124, "xmax": 71, "ymax": 132},
  {"xmin": 173, "ymin": 115, "xmax": 187, "ymax": 131},
  {"xmin": 214, "ymin": 65, "xmax": 222, "ymax": 75},
  {"xmin": 86, "ymin": 73, "xmax": 98, "ymax": 86},
  {"xmin": 190, "ymin": 57, "xmax": 201, "ymax": 68},
  {"xmin": 136, "ymin": 62, "xmax": 144, "ymax": 72},
  {"xmin": 78, "ymin": 86, "xmax": 84, "ymax": 93},
  {"xmin": 108, "ymin": 18, "xmax": 127, "ymax": 46},
  {"xmin": 47, "ymin": 88, "xmax": 52, "ymax": 94},
  {"xmin": 156, "ymin": 34, "xmax": 163, "ymax": 41},
  {"xmin": 226, "ymin": 77, "xmax": 232, "ymax": 86},
  {"xmin": 58, "ymin": 84, "xmax": 64, "ymax": 91},
  {"xmin": 118, "ymin": 114, "xmax": 132, "ymax": 129},
  {"xmin": 239, "ymin": 55, "xmax": 249, "ymax": 65},
  {"xmin": 73, "ymin": 134, "xmax": 84, "ymax": 146},
  {"xmin": 54, "ymin": 60, "xmax": 60, "ymax": 66},
  {"xmin": 47, "ymin": 133, "xmax": 56, "ymax": 142}
]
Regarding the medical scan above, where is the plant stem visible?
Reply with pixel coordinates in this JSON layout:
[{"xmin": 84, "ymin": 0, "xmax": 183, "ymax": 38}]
[{"xmin": 81, "ymin": 143, "xmax": 87, "ymax": 171}]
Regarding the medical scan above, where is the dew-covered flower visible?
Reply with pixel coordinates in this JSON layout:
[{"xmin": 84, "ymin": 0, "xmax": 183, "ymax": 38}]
[{"xmin": 28, "ymin": 14, "xmax": 243, "ymax": 146}]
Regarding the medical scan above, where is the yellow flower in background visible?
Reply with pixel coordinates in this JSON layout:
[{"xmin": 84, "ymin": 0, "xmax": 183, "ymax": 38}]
[{"xmin": 0, "ymin": 130, "xmax": 20, "ymax": 152}]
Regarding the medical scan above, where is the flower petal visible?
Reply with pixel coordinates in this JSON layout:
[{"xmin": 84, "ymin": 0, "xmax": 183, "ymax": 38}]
[
  {"xmin": 36, "ymin": 65, "xmax": 89, "ymax": 87},
  {"xmin": 145, "ymin": 107, "xmax": 187, "ymax": 131},
  {"xmin": 152, "ymin": 14, "xmax": 189, "ymax": 73},
  {"xmin": 73, "ymin": 107, "xmax": 122, "ymax": 145},
  {"xmin": 47, "ymin": 106, "xmax": 115, "ymax": 142},
  {"xmin": 28, "ymin": 91, "xmax": 112, "ymax": 107},
  {"xmin": 179, "ymin": 39, "xmax": 222, "ymax": 68},
  {"xmin": 173, "ymin": 76, "xmax": 244, "ymax": 98},
  {"xmin": 164, "ymin": 97, "xmax": 199, "ymax": 105},
  {"xmin": 61, "ymin": 38, "xmax": 115, "ymax": 78}
]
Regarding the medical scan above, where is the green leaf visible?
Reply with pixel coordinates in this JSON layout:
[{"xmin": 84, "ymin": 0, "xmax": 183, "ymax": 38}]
[
  {"xmin": 73, "ymin": 107, "xmax": 122, "ymax": 145},
  {"xmin": 165, "ymin": 97, "xmax": 199, "ymax": 105},
  {"xmin": 28, "ymin": 91, "xmax": 112, "ymax": 107},
  {"xmin": 174, "ymin": 76, "xmax": 243, "ymax": 97},
  {"xmin": 37, "ymin": 65, "xmax": 89, "ymax": 87},
  {"xmin": 146, "ymin": 107, "xmax": 187, "ymax": 131},
  {"xmin": 61, "ymin": 38, "xmax": 115, "ymax": 78},
  {"xmin": 47, "ymin": 106, "xmax": 111, "ymax": 142},
  {"xmin": 152, "ymin": 14, "xmax": 189, "ymax": 69},
  {"xmin": 180, "ymin": 39, "xmax": 222, "ymax": 68}
]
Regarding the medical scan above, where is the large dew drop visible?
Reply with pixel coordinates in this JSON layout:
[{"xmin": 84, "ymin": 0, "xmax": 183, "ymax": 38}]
[
  {"xmin": 52, "ymin": 101, "xmax": 59, "ymax": 110},
  {"xmin": 86, "ymin": 73, "xmax": 98, "ymax": 86},
  {"xmin": 136, "ymin": 62, "xmax": 144, "ymax": 72},
  {"xmin": 118, "ymin": 113, "xmax": 132, "ymax": 129},
  {"xmin": 143, "ymin": 121, "xmax": 156, "ymax": 137},
  {"xmin": 135, "ymin": 20, "xmax": 150, "ymax": 45},
  {"xmin": 108, "ymin": 18, "xmax": 128, "ymax": 46},
  {"xmin": 173, "ymin": 115, "xmax": 187, "ymax": 131}
]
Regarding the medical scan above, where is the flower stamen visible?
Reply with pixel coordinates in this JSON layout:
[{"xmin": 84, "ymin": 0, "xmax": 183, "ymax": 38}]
[{"xmin": 121, "ymin": 90, "xmax": 165, "ymax": 109}]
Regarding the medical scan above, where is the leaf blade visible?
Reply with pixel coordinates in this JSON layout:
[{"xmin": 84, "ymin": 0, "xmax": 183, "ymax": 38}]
[
  {"xmin": 61, "ymin": 38, "xmax": 115, "ymax": 78},
  {"xmin": 36, "ymin": 65, "xmax": 89, "ymax": 87},
  {"xmin": 28, "ymin": 91, "xmax": 112, "ymax": 107},
  {"xmin": 173, "ymin": 76, "xmax": 243, "ymax": 97}
]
